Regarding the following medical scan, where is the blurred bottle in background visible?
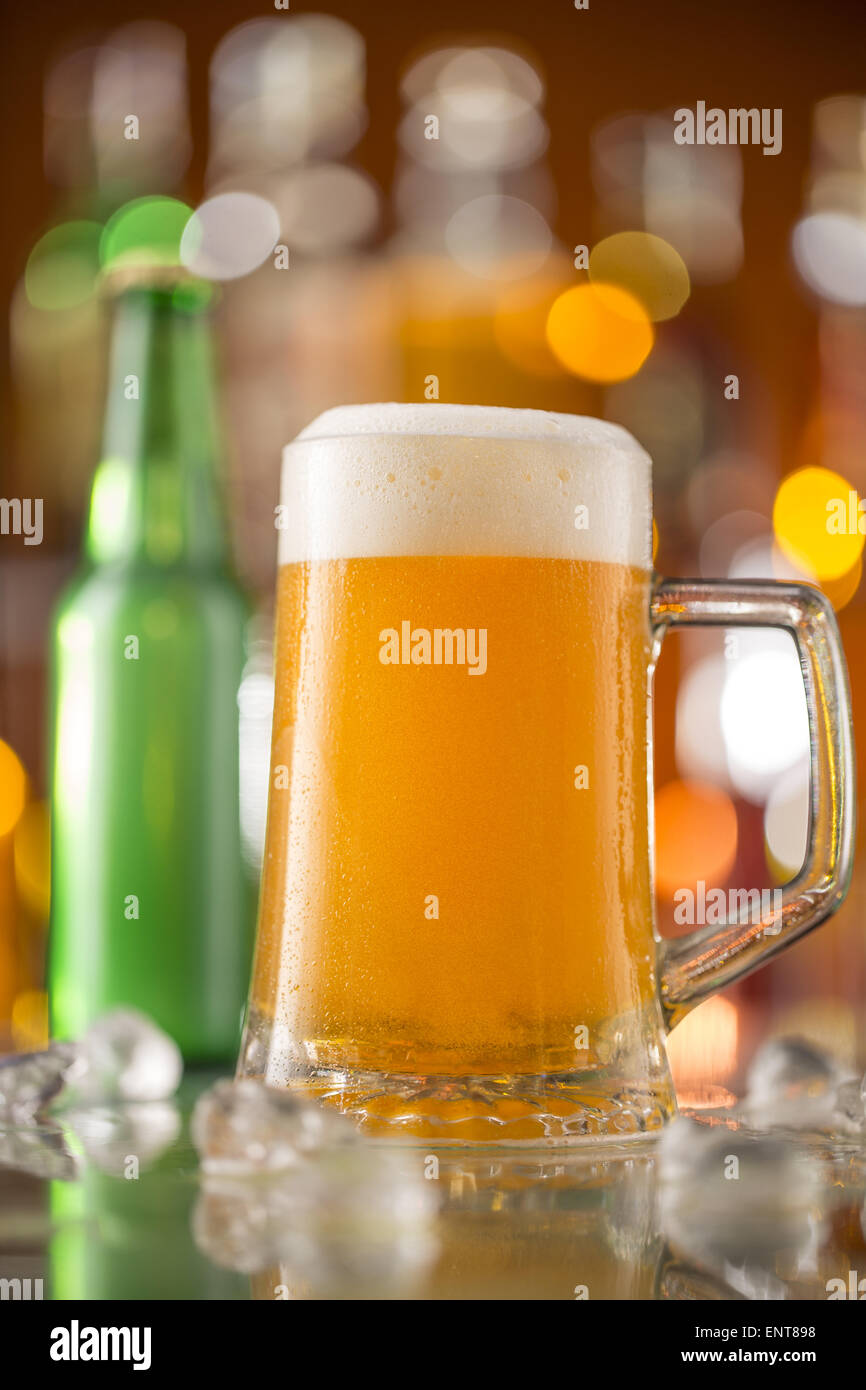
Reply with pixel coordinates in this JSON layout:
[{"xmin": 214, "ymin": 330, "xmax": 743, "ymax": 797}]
[
  {"xmin": 207, "ymin": 14, "xmax": 392, "ymax": 604},
  {"xmin": 1, "ymin": 23, "xmax": 194, "ymax": 1049},
  {"xmin": 201, "ymin": 14, "xmax": 394, "ymax": 878},
  {"xmin": 49, "ymin": 245, "xmax": 253, "ymax": 1061},
  {"xmin": 389, "ymin": 42, "xmax": 578, "ymax": 414},
  {"xmin": 12, "ymin": 23, "xmax": 192, "ymax": 545}
]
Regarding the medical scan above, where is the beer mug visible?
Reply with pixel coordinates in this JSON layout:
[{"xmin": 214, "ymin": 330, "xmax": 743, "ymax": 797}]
[{"xmin": 239, "ymin": 405, "xmax": 854, "ymax": 1143}]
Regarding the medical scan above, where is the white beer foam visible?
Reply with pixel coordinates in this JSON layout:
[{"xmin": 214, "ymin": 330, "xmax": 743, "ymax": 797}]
[
  {"xmin": 279, "ymin": 403, "xmax": 651, "ymax": 565},
  {"xmin": 296, "ymin": 402, "xmax": 646, "ymax": 449}
]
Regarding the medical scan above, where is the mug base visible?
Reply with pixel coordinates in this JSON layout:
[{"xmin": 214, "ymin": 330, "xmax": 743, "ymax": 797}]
[{"xmin": 239, "ymin": 1065, "xmax": 677, "ymax": 1146}]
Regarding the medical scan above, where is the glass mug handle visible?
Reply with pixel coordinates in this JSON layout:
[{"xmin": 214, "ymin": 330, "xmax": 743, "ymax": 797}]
[{"xmin": 651, "ymin": 578, "xmax": 856, "ymax": 1029}]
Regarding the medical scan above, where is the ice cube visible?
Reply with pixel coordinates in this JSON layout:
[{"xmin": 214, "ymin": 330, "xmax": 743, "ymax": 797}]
[
  {"xmin": 832, "ymin": 1075, "xmax": 866, "ymax": 1135},
  {"xmin": 741, "ymin": 1035, "xmax": 846, "ymax": 1130},
  {"xmin": 191, "ymin": 1079, "xmax": 359, "ymax": 1175},
  {"xmin": 658, "ymin": 1116, "xmax": 823, "ymax": 1269},
  {"xmin": 62, "ymin": 1102, "xmax": 181, "ymax": 1176},
  {"xmin": 0, "ymin": 1044, "xmax": 80, "ymax": 1121},
  {"xmin": 193, "ymin": 1146, "xmax": 439, "ymax": 1292},
  {"xmin": 74, "ymin": 1009, "xmax": 182, "ymax": 1103},
  {"xmin": 0, "ymin": 1120, "xmax": 80, "ymax": 1181},
  {"xmin": 656, "ymin": 1113, "xmax": 717, "ymax": 1183}
]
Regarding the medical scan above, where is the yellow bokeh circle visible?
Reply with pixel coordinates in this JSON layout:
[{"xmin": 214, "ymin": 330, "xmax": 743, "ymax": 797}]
[
  {"xmin": 589, "ymin": 231, "xmax": 690, "ymax": 322},
  {"xmin": 546, "ymin": 283, "xmax": 653, "ymax": 383},
  {"xmin": 820, "ymin": 555, "xmax": 862, "ymax": 611},
  {"xmin": 773, "ymin": 466, "xmax": 865, "ymax": 581},
  {"xmin": 0, "ymin": 740, "xmax": 27, "ymax": 838}
]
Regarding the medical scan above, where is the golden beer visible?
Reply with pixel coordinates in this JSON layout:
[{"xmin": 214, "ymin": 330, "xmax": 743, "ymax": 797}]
[
  {"xmin": 239, "ymin": 404, "xmax": 855, "ymax": 1141},
  {"xmin": 240, "ymin": 404, "xmax": 678, "ymax": 1138},
  {"xmin": 252, "ymin": 553, "xmax": 654, "ymax": 1075}
]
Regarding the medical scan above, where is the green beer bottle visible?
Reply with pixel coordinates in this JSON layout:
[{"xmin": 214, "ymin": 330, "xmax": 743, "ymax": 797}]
[{"xmin": 49, "ymin": 269, "xmax": 254, "ymax": 1061}]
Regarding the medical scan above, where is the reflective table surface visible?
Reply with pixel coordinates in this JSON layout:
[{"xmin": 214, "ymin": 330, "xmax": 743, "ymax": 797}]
[{"xmin": 2, "ymin": 1072, "xmax": 864, "ymax": 1301}]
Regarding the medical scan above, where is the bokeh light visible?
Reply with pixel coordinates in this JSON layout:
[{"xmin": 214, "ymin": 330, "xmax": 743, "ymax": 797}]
[
  {"xmin": 0, "ymin": 740, "xmax": 28, "ymax": 838},
  {"xmin": 821, "ymin": 555, "xmax": 862, "ymax": 610},
  {"xmin": 727, "ymin": 522, "xmax": 865, "ymax": 612},
  {"xmin": 675, "ymin": 655, "xmax": 730, "ymax": 784},
  {"xmin": 591, "ymin": 112, "xmax": 743, "ymax": 284},
  {"xmin": 399, "ymin": 91, "xmax": 547, "ymax": 172},
  {"xmin": 546, "ymin": 283, "xmax": 653, "ymax": 382},
  {"xmin": 181, "ymin": 192, "xmax": 280, "ymax": 280},
  {"xmin": 212, "ymin": 15, "xmax": 365, "ymax": 108},
  {"xmin": 100, "ymin": 195, "xmax": 193, "ymax": 270},
  {"xmin": 273, "ymin": 164, "xmax": 380, "ymax": 254},
  {"xmin": 91, "ymin": 22, "xmax": 191, "ymax": 190},
  {"xmin": 721, "ymin": 647, "xmax": 810, "ymax": 800},
  {"xmin": 665, "ymin": 996, "xmax": 739, "ymax": 1109},
  {"xmin": 792, "ymin": 211, "xmax": 866, "ymax": 305},
  {"xmin": 25, "ymin": 221, "xmax": 102, "ymax": 311},
  {"xmin": 209, "ymin": 15, "xmax": 366, "ymax": 169},
  {"xmin": 445, "ymin": 194, "xmax": 552, "ymax": 280},
  {"xmin": 649, "ymin": 193, "xmax": 744, "ymax": 286},
  {"xmin": 589, "ymin": 231, "xmax": 690, "ymax": 321},
  {"xmin": 654, "ymin": 778, "xmax": 738, "ymax": 896},
  {"xmin": 728, "ymin": 535, "xmax": 807, "ymax": 583},
  {"xmin": 773, "ymin": 465, "xmax": 864, "ymax": 580},
  {"xmin": 401, "ymin": 44, "xmax": 543, "ymax": 114},
  {"xmin": 764, "ymin": 761, "xmax": 810, "ymax": 884}
]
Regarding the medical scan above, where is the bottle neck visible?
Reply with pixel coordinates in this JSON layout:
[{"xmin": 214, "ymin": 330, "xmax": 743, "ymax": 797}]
[{"xmin": 86, "ymin": 284, "xmax": 230, "ymax": 569}]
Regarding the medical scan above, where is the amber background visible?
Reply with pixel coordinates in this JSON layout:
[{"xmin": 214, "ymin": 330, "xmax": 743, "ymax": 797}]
[
  {"xmin": 2, "ymin": 0, "xmax": 866, "ymax": 1086},
  {"xmin": 2, "ymin": 0, "xmax": 865, "ymax": 460}
]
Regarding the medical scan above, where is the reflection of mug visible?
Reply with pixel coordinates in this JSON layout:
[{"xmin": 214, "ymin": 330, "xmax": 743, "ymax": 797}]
[{"xmin": 239, "ymin": 404, "xmax": 855, "ymax": 1143}]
